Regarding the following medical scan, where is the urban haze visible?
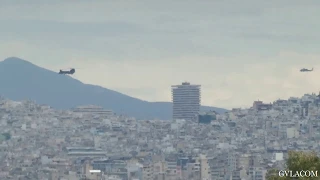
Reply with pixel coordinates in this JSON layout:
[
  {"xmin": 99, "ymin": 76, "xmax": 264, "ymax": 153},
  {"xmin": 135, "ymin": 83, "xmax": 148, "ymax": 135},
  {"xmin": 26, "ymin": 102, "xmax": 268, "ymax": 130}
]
[{"xmin": 0, "ymin": 1, "xmax": 319, "ymax": 180}]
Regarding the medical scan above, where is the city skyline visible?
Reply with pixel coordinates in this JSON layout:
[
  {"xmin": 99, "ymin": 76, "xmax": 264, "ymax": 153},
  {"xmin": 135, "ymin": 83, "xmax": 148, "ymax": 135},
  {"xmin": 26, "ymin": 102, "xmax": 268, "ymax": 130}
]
[{"xmin": 1, "ymin": 1, "xmax": 320, "ymax": 109}]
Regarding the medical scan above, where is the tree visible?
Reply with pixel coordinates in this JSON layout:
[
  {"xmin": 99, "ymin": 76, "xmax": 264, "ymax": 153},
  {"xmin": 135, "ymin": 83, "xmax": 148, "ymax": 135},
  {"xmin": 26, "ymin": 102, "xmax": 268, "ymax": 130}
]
[{"xmin": 266, "ymin": 151, "xmax": 320, "ymax": 179}]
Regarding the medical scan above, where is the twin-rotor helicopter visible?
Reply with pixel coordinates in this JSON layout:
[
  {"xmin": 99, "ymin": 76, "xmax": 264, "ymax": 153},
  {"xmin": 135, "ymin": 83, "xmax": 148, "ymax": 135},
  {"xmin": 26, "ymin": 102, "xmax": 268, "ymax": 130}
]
[
  {"xmin": 57, "ymin": 67, "xmax": 314, "ymax": 75},
  {"xmin": 58, "ymin": 68, "xmax": 75, "ymax": 75},
  {"xmin": 300, "ymin": 68, "xmax": 313, "ymax": 72}
]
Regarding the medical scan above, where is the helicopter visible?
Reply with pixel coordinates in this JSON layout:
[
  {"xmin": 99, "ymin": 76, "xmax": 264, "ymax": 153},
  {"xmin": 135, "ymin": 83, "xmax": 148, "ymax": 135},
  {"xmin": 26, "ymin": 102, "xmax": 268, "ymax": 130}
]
[
  {"xmin": 58, "ymin": 68, "xmax": 75, "ymax": 75},
  {"xmin": 300, "ymin": 68, "xmax": 313, "ymax": 72}
]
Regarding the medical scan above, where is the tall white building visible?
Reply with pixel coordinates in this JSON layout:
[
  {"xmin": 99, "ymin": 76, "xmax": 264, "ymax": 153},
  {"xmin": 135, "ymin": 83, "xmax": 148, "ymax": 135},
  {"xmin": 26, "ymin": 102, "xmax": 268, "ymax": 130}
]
[
  {"xmin": 198, "ymin": 154, "xmax": 211, "ymax": 180},
  {"xmin": 171, "ymin": 82, "xmax": 201, "ymax": 120}
]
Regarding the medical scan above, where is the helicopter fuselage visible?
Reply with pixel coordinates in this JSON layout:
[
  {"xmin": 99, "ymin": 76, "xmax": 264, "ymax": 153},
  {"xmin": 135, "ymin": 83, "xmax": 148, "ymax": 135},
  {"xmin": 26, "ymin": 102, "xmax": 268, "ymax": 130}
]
[{"xmin": 59, "ymin": 69, "xmax": 75, "ymax": 75}]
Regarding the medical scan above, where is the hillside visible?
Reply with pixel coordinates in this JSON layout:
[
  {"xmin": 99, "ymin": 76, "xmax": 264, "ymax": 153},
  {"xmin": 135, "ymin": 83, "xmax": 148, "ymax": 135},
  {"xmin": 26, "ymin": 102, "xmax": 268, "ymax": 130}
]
[{"xmin": 0, "ymin": 57, "xmax": 228, "ymax": 119}]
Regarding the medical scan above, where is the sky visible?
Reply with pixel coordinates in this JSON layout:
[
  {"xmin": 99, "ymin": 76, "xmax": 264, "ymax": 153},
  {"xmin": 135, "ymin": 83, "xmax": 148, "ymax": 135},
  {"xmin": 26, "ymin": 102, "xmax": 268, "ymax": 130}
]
[{"xmin": 1, "ymin": 0, "xmax": 320, "ymax": 109}]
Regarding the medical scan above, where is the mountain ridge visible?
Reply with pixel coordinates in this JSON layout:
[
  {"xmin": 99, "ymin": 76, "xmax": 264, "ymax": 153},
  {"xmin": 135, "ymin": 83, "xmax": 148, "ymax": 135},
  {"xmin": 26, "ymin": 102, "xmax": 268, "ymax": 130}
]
[{"xmin": 0, "ymin": 57, "xmax": 228, "ymax": 119}]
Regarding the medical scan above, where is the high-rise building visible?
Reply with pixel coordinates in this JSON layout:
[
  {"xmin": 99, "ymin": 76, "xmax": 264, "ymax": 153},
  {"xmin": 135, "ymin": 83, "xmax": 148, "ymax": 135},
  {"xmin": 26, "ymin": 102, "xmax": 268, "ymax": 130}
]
[
  {"xmin": 198, "ymin": 154, "xmax": 211, "ymax": 180},
  {"xmin": 171, "ymin": 82, "xmax": 201, "ymax": 120}
]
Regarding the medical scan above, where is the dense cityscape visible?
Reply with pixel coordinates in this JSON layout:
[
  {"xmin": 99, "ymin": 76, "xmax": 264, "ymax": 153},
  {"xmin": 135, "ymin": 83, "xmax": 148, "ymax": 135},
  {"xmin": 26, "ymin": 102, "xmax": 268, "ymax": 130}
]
[
  {"xmin": 0, "ymin": 82, "xmax": 319, "ymax": 180},
  {"xmin": 1, "ymin": 0, "xmax": 319, "ymax": 179}
]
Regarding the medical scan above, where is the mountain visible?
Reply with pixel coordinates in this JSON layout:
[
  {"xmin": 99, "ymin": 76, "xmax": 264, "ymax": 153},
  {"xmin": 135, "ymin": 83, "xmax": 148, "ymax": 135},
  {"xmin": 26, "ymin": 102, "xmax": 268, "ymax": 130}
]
[{"xmin": 0, "ymin": 57, "xmax": 228, "ymax": 119}]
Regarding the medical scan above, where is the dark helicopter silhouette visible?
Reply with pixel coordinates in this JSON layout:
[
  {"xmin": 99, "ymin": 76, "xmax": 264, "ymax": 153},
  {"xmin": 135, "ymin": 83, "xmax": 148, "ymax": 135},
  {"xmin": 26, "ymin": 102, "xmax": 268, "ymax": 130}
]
[
  {"xmin": 300, "ymin": 68, "xmax": 313, "ymax": 72},
  {"xmin": 58, "ymin": 68, "xmax": 75, "ymax": 75}
]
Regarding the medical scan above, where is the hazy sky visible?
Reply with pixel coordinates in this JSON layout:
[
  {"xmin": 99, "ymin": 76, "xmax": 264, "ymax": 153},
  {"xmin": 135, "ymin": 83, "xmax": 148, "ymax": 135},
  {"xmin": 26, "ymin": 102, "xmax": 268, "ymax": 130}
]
[{"xmin": 1, "ymin": 0, "xmax": 320, "ymax": 109}]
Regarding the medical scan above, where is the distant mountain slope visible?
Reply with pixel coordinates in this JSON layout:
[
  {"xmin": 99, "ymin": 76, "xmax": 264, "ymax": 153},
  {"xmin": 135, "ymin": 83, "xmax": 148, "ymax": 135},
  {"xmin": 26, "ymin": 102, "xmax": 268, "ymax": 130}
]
[{"xmin": 0, "ymin": 57, "xmax": 228, "ymax": 119}]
